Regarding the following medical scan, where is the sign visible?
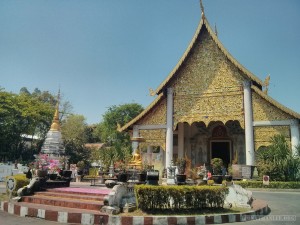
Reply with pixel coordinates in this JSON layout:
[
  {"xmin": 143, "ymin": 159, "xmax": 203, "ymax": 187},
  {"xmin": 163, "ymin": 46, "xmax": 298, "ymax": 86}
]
[
  {"xmin": 6, "ymin": 176, "xmax": 16, "ymax": 192},
  {"xmin": 263, "ymin": 175, "xmax": 270, "ymax": 185},
  {"xmin": 241, "ymin": 166, "xmax": 251, "ymax": 179},
  {"xmin": 232, "ymin": 164, "xmax": 252, "ymax": 179}
]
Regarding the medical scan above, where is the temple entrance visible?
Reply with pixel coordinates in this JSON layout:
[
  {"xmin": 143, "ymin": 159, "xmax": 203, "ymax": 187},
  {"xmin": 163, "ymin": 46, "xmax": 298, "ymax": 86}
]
[{"xmin": 211, "ymin": 141, "xmax": 231, "ymax": 166}]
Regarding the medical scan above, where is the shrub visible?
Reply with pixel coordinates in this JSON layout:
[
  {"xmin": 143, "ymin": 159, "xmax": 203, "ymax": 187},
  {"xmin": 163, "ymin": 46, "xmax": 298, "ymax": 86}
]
[
  {"xmin": 89, "ymin": 168, "xmax": 98, "ymax": 176},
  {"xmin": 6, "ymin": 174, "xmax": 29, "ymax": 196},
  {"xmin": 134, "ymin": 185, "xmax": 228, "ymax": 211},
  {"xmin": 211, "ymin": 158, "xmax": 223, "ymax": 175},
  {"xmin": 234, "ymin": 181, "xmax": 300, "ymax": 189},
  {"xmin": 256, "ymin": 135, "xmax": 300, "ymax": 181}
]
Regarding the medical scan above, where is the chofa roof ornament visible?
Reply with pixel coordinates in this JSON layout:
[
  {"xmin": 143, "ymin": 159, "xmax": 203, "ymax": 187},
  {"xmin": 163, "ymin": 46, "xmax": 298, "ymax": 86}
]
[{"xmin": 200, "ymin": 0, "xmax": 205, "ymax": 19}]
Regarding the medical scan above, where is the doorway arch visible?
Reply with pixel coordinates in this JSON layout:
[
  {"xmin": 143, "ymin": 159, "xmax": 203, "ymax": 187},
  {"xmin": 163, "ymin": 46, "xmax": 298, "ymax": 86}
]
[{"xmin": 209, "ymin": 125, "xmax": 232, "ymax": 166}]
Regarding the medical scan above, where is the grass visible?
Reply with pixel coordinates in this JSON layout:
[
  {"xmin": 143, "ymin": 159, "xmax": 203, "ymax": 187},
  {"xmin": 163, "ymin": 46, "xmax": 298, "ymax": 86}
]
[
  {"xmin": 120, "ymin": 207, "xmax": 249, "ymax": 216},
  {"xmin": 0, "ymin": 193, "xmax": 8, "ymax": 202}
]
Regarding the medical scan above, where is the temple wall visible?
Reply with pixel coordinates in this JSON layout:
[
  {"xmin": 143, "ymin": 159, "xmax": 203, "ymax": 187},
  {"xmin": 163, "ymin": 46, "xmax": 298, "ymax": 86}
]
[
  {"xmin": 139, "ymin": 129, "xmax": 166, "ymax": 151},
  {"xmin": 137, "ymin": 98, "xmax": 167, "ymax": 149},
  {"xmin": 171, "ymin": 28, "xmax": 245, "ymax": 127},
  {"xmin": 252, "ymin": 92, "xmax": 293, "ymax": 121},
  {"xmin": 254, "ymin": 126, "xmax": 290, "ymax": 150},
  {"xmin": 252, "ymin": 91, "xmax": 293, "ymax": 150},
  {"xmin": 138, "ymin": 98, "xmax": 167, "ymax": 125}
]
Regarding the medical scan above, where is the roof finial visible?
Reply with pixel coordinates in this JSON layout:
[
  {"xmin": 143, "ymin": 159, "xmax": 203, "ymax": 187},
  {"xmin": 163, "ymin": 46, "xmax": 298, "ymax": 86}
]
[
  {"xmin": 200, "ymin": 0, "xmax": 205, "ymax": 18},
  {"xmin": 214, "ymin": 23, "xmax": 218, "ymax": 36},
  {"xmin": 263, "ymin": 74, "xmax": 270, "ymax": 95},
  {"xmin": 50, "ymin": 89, "xmax": 61, "ymax": 131}
]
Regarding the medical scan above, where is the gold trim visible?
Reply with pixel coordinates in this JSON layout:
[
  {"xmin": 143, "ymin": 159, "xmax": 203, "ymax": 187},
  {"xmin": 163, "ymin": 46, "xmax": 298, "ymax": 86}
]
[
  {"xmin": 252, "ymin": 85, "xmax": 300, "ymax": 119},
  {"xmin": 119, "ymin": 93, "xmax": 165, "ymax": 131},
  {"xmin": 154, "ymin": 17, "xmax": 263, "ymax": 95}
]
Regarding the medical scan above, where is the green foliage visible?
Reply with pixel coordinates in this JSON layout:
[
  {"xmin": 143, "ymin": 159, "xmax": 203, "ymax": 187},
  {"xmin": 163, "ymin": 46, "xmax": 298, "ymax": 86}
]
[
  {"xmin": 98, "ymin": 103, "xmax": 143, "ymax": 142},
  {"xmin": 61, "ymin": 115, "xmax": 90, "ymax": 164},
  {"xmin": 135, "ymin": 185, "xmax": 228, "ymax": 211},
  {"xmin": 96, "ymin": 103, "xmax": 143, "ymax": 169},
  {"xmin": 0, "ymin": 87, "xmax": 73, "ymax": 163},
  {"xmin": 0, "ymin": 89, "xmax": 54, "ymax": 162},
  {"xmin": 176, "ymin": 158, "xmax": 187, "ymax": 174},
  {"xmin": 211, "ymin": 158, "xmax": 223, "ymax": 175},
  {"xmin": 234, "ymin": 181, "xmax": 300, "ymax": 189},
  {"xmin": 89, "ymin": 167, "xmax": 98, "ymax": 176},
  {"xmin": 76, "ymin": 161, "xmax": 85, "ymax": 170},
  {"xmin": 98, "ymin": 145, "xmax": 132, "ymax": 171},
  {"xmin": 256, "ymin": 135, "xmax": 300, "ymax": 181},
  {"xmin": 6, "ymin": 174, "xmax": 29, "ymax": 196}
]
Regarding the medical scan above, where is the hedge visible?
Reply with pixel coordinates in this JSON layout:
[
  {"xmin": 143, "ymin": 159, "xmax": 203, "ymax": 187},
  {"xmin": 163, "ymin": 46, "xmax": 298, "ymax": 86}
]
[
  {"xmin": 134, "ymin": 185, "xmax": 228, "ymax": 211},
  {"xmin": 234, "ymin": 181, "xmax": 300, "ymax": 189}
]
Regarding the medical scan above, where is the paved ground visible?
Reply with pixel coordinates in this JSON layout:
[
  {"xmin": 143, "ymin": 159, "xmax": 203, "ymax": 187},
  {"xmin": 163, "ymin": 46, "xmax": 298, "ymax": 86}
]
[
  {"xmin": 227, "ymin": 190, "xmax": 300, "ymax": 225},
  {"xmin": 0, "ymin": 182, "xmax": 299, "ymax": 225}
]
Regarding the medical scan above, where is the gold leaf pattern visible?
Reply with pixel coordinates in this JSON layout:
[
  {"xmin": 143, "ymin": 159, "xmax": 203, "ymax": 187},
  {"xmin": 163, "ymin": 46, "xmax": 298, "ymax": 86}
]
[{"xmin": 254, "ymin": 126, "xmax": 290, "ymax": 150}]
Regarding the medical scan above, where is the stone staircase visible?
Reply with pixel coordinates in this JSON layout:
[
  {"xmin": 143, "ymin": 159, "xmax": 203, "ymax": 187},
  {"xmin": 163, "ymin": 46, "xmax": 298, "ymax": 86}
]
[{"xmin": 4, "ymin": 187, "xmax": 110, "ymax": 224}]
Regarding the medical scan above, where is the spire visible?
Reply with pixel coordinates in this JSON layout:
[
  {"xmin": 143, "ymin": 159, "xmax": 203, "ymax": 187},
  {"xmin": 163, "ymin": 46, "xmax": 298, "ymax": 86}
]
[
  {"xmin": 200, "ymin": 0, "xmax": 205, "ymax": 19},
  {"xmin": 50, "ymin": 89, "xmax": 61, "ymax": 131},
  {"xmin": 263, "ymin": 75, "xmax": 270, "ymax": 95},
  {"xmin": 215, "ymin": 23, "xmax": 218, "ymax": 36}
]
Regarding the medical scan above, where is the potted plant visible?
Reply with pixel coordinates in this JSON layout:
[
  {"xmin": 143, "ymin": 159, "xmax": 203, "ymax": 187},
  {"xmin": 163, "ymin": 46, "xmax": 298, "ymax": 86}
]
[
  {"xmin": 176, "ymin": 157, "xmax": 187, "ymax": 184},
  {"xmin": 211, "ymin": 158, "xmax": 223, "ymax": 184},
  {"xmin": 138, "ymin": 160, "xmax": 150, "ymax": 183},
  {"xmin": 116, "ymin": 161, "xmax": 128, "ymax": 182}
]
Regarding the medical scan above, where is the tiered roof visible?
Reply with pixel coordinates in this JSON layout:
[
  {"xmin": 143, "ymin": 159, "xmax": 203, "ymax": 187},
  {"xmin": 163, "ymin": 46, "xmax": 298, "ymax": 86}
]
[{"xmin": 120, "ymin": 9, "xmax": 300, "ymax": 131}]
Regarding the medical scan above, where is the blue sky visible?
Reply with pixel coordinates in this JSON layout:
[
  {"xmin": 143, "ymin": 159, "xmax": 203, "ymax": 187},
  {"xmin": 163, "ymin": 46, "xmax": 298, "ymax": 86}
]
[{"xmin": 1, "ymin": 0, "xmax": 299, "ymax": 124}]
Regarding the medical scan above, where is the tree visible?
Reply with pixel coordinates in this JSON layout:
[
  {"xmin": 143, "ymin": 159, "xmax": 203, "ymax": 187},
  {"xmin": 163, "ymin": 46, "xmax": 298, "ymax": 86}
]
[
  {"xmin": 97, "ymin": 103, "xmax": 143, "ymax": 142},
  {"xmin": 0, "ymin": 87, "xmax": 73, "ymax": 163},
  {"xmin": 61, "ymin": 114, "xmax": 90, "ymax": 164},
  {"xmin": 96, "ymin": 103, "xmax": 143, "ymax": 167},
  {"xmin": 0, "ymin": 89, "xmax": 54, "ymax": 162},
  {"xmin": 256, "ymin": 135, "xmax": 300, "ymax": 181}
]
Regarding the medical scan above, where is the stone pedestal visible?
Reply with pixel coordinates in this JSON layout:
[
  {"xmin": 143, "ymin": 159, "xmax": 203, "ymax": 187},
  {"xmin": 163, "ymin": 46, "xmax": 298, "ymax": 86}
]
[{"xmin": 76, "ymin": 175, "xmax": 81, "ymax": 182}]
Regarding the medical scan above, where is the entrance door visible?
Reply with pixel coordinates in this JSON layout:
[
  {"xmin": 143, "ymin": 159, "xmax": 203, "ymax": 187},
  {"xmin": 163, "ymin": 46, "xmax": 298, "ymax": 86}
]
[{"xmin": 211, "ymin": 141, "xmax": 231, "ymax": 166}]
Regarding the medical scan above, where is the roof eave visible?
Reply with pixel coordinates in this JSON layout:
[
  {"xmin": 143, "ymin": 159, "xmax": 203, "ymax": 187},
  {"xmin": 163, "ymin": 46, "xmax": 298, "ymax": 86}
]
[
  {"xmin": 119, "ymin": 93, "xmax": 165, "ymax": 132},
  {"xmin": 252, "ymin": 85, "xmax": 300, "ymax": 119},
  {"xmin": 154, "ymin": 17, "xmax": 264, "ymax": 95}
]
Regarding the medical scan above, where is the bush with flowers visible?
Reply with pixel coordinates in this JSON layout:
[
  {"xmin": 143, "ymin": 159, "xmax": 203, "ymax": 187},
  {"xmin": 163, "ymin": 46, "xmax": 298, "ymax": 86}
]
[{"xmin": 34, "ymin": 153, "xmax": 61, "ymax": 174}]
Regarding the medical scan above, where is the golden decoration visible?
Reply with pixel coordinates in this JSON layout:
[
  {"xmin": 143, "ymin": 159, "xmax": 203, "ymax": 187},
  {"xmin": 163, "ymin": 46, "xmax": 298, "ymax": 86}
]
[
  {"xmin": 252, "ymin": 91, "xmax": 292, "ymax": 121},
  {"xmin": 138, "ymin": 98, "xmax": 167, "ymax": 125},
  {"xmin": 254, "ymin": 126, "xmax": 290, "ymax": 150},
  {"xmin": 50, "ymin": 90, "xmax": 61, "ymax": 131},
  {"xmin": 263, "ymin": 75, "xmax": 270, "ymax": 95},
  {"xmin": 170, "ymin": 30, "xmax": 245, "ymax": 128},
  {"xmin": 149, "ymin": 88, "xmax": 156, "ymax": 96}
]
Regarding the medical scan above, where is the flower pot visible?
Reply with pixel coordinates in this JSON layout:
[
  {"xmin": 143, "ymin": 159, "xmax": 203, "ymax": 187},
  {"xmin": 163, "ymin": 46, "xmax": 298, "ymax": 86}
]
[
  {"xmin": 117, "ymin": 173, "xmax": 128, "ymax": 182},
  {"xmin": 49, "ymin": 173, "xmax": 58, "ymax": 180},
  {"xmin": 225, "ymin": 175, "xmax": 233, "ymax": 182},
  {"xmin": 146, "ymin": 170, "xmax": 159, "ymax": 185},
  {"xmin": 212, "ymin": 175, "xmax": 223, "ymax": 184},
  {"xmin": 61, "ymin": 170, "xmax": 72, "ymax": 178},
  {"xmin": 37, "ymin": 170, "xmax": 48, "ymax": 178},
  {"xmin": 176, "ymin": 174, "xmax": 186, "ymax": 185},
  {"xmin": 137, "ymin": 172, "xmax": 147, "ymax": 182}
]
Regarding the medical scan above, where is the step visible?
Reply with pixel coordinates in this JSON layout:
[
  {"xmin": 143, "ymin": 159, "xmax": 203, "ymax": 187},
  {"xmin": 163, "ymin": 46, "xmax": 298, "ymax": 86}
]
[
  {"xmin": 46, "ymin": 187, "xmax": 111, "ymax": 196},
  {"xmin": 34, "ymin": 191, "xmax": 105, "ymax": 201},
  {"xmin": 22, "ymin": 195, "xmax": 104, "ymax": 210}
]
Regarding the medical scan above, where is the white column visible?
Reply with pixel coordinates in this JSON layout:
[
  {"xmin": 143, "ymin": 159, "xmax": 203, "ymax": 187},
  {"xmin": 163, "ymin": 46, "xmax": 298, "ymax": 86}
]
[
  {"xmin": 132, "ymin": 126, "xmax": 139, "ymax": 154},
  {"xmin": 166, "ymin": 88, "xmax": 174, "ymax": 168},
  {"xmin": 147, "ymin": 145, "xmax": 153, "ymax": 165},
  {"xmin": 178, "ymin": 123, "xmax": 184, "ymax": 158},
  {"xmin": 243, "ymin": 81, "xmax": 255, "ymax": 166},
  {"xmin": 290, "ymin": 119, "xmax": 300, "ymax": 156}
]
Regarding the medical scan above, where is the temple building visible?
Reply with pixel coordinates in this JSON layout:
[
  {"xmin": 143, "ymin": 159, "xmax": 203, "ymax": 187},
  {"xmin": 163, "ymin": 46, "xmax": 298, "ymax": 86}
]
[{"xmin": 120, "ymin": 7, "xmax": 300, "ymax": 171}]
